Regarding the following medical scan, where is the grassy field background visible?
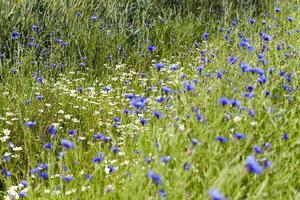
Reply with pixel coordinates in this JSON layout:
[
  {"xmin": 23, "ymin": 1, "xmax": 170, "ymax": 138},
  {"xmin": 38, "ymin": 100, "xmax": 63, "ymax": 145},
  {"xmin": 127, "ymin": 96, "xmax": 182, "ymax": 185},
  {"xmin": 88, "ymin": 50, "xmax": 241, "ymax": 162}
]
[{"xmin": 0, "ymin": 0, "xmax": 300, "ymax": 199}]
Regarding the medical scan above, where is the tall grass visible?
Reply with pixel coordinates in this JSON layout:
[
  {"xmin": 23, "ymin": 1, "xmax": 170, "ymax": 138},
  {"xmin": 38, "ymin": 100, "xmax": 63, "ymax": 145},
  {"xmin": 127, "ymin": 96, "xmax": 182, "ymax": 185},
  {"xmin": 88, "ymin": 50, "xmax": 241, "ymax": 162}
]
[{"xmin": 0, "ymin": 0, "xmax": 299, "ymax": 199}]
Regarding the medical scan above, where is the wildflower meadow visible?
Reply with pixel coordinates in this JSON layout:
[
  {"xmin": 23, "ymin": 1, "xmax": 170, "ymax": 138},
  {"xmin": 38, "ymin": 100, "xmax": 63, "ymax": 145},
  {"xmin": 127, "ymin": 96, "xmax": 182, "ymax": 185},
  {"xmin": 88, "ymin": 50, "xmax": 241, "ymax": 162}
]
[{"xmin": 0, "ymin": 0, "xmax": 299, "ymax": 199}]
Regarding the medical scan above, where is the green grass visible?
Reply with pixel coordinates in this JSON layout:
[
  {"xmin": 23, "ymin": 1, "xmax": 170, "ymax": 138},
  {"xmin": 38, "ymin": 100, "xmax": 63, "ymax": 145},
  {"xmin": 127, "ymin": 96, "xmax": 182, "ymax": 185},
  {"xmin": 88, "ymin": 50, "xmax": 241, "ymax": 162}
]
[{"xmin": 0, "ymin": 0, "xmax": 300, "ymax": 199}]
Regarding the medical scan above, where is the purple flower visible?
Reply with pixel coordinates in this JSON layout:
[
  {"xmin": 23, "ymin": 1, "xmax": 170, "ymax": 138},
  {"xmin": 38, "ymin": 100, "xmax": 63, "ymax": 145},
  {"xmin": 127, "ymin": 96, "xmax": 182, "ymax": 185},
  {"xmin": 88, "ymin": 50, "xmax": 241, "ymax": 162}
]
[
  {"xmin": 153, "ymin": 110, "xmax": 163, "ymax": 119},
  {"xmin": 48, "ymin": 125, "xmax": 57, "ymax": 136},
  {"xmin": 111, "ymin": 145, "xmax": 119, "ymax": 153},
  {"xmin": 216, "ymin": 136, "xmax": 228, "ymax": 143},
  {"xmin": 283, "ymin": 133, "xmax": 288, "ymax": 140},
  {"xmin": 253, "ymin": 145, "xmax": 263, "ymax": 154},
  {"xmin": 183, "ymin": 81, "xmax": 195, "ymax": 92},
  {"xmin": 12, "ymin": 31, "xmax": 21, "ymax": 40},
  {"xmin": 148, "ymin": 170, "xmax": 162, "ymax": 185},
  {"xmin": 155, "ymin": 63, "xmax": 165, "ymax": 71},
  {"xmin": 147, "ymin": 45, "xmax": 156, "ymax": 53},
  {"xmin": 39, "ymin": 172, "xmax": 48, "ymax": 179},
  {"xmin": 209, "ymin": 189, "xmax": 227, "ymax": 200},
  {"xmin": 68, "ymin": 129, "xmax": 77, "ymax": 137},
  {"xmin": 287, "ymin": 16, "xmax": 294, "ymax": 22},
  {"xmin": 262, "ymin": 158, "xmax": 272, "ymax": 168},
  {"xmin": 234, "ymin": 133, "xmax": 246, "ymax": 140},
  {"xmin": 140, "ymin": 117, "xmax": 149, "ymax": 126},
  {"xmin": 43, "ymin": 143, "xmax": 53, "ymax": 150},
  {"xmin": 191, "ymin": 138, "xmax": 199, "ymax": 145},
  {"xmin": 161, "ymin": 86, "xmax": 171, "ymax": 94},
  {"xmin": 61, "ymin": 139, "xmax": 75, "ymax": 149},
  {"xmin": 184, "ymin": 163, "xmax": 191, "ymax": 171},
  {"xmin": 25, "ymin": 121, "xmax": 36, "ymax": 128},
  {"xmin": 159, "ymin": 189, "xmax": 166, "ymax": 198},
  {"xmin": 19, "ymin": 191, "xmax": 27, "ymax": 198},
  {"xmin": 1, "ymin": 168, "xmax": 12, "ymax": 177},
  {"xmin": 219, "ymin": 97, "xmax": 230, "ymax": 106},
  {"xmin": 160, "ymin": 156, "xmax": 172, "ymax": 164},
  {"xmin": 130, "ymin": 97, "xmax": 149, "ymax": 109},
  {"xmin": 245, "ymin": 155, "xmax": 263, "ymax": 174},
  {"xmin": 227, "ymin": 56, "xmax": 238, "ymax": 64},
  {"xmin": 62, "ymin": 176, "xmax": 74, "ymax": 182},
  {"xmin": 92, "ymin": 153, "xmax": 105, "ymax": 163},
  {"xmin": 202, "ymin": 32, "xmax": 210, "ymax": 40}
]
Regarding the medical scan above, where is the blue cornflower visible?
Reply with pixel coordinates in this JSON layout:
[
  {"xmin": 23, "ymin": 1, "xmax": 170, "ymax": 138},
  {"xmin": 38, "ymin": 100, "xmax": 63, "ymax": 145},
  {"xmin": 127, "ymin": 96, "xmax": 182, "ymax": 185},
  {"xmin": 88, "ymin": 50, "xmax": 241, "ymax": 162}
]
[
  {"xmin": 30, "ymin": 168, "xmax": 40, "ymax": 174},
  {"xmin": 92, "ymin": 153, "xmax": 105, "ymax": 163},
  {"xmin": 248, "ymin": 109, "xmax": 256, "ymax": 117},
  {"xmin": 184, "ymin": 163, "xmax": 191, "ymax": 171},
  {"xmin": 107, "ymin": 165, "xmax": 117, "ymax": 173},
  {"xmin": 130, "ymin": 97, "xmax": 149, "ymax": 109},
  {"xmin": 263, "ymin": 142, "xmax": 271, "ymax": 150},
  {"xmin": 183, "ymin": 81, "xmax": 195, "ymax": 92},
  {"xmin": 111, "ymin": 145, "xmax": 119, "ymax": 153},
  {"xmin": 240, "ymin": 62, "xmax": 251, "ymax": 72},
  {"xmin": 217, "ymin": 71, "xmax": 223, "ymax": 79},
  {"xmin": 145, "ymin": 157, "xmax": 151, "ymax": 164},
  {"xmin": 283, "ymin": 133, "xmax": 288, "ymax": 140},
  {"xmin": 262, "ymin": 158, "xmax": 272, "ymax": 169},
  {"xmin": 160, "ymin": 156, "xmax": 172, "ymax": 164},
  {"xmin": 125, "ymin": 93, "xmax": 136, "ymax": 99},
  {"xmin": 227, "ymin": 56, "xmax": 238, "ymax": 64},
  {"xmin": 262, "ymin": 92, "xmax": 271, "ymax": 101},
  {"xmin": 147, "ymin": 45, "xmax": 156, "ymax": 53},
  {"xmin": 93, "ymin": 133, "xmax": 104, "ymax": 140},
  {"xmin": 156, "ymin": 96, "xmax": 166, "ymax": 103},
  {"xmin": 124, "ymin": 108, "xmax": 131, "ymax": 115},
  {"xmin": 261, "ymin": 32, "xmax": 272, "ymax": 41},
  {"xmin": 85, "ymin": 174, "xmax": 93, "ymax": 180},
  {"xmin": 3, "ymin": 154, "xmax": 10, "ymax": 162},
  {"xmin": 12, "ymin": 31, "xmax": 21, "ymax": 40},
  {"xmin": 38, "ymin": 163, "xmax": 48, "ymax": 170},
  {"xmin": 61, "ymin": 139, "xmax": 75, "ymax": 149},
  {"xmin": 43, "ymin": 143, "xmax": 53, "ymax": 150},
  {"xmin": 102, "ymin": 86, "xmax": 112, "ymax": 92},
  {"xmin": 248, "ymin": 18, "xmax": 256, "ymax": 24},
  {"xmin": 287, "ymin": 16, "xmax": 294, "ymax": 22},
  {"xmin": 90, "ymin": 15, "xmax": 97, "ymax": 20},
  {"xmin": 253, "ymin": 145, "xmax": 263, "ymax": 154},
  {"xmin": 161, "ymin": 86, "xmax": 171, "ymax": 94},
  {"xmin": 155, "ymin": 63, "xmax": 165, "ymax": 71},
  {"xmin": 170, "ymin": 64, "xmax": 180, "ymax": 71},
  {"xmin": 20, "ymin": 180, "xmax": 28, "ymax": 188},
  {"xmin": 25, "ymin": 121, "xmax": 36, "ymax": 128},
  {"xmin": 216, "ymin": 136, "xmax": 228, "ymax": 143},
  {"xmin": 1, "ymin": 168, "xmax": 12, "ymax": 177},
  {"xmin": 219, "ymin": 97, "xmax": 230, "ymax": 106},
  {"xmin": 62, "ymin": 176, "xmax": 74, "ymax": 182},
  {"xmin": 159, "ymin": 189, "xmax": 166, "ymax": 198},
  {"xmin": 140, "ymin": 117, "xmax": 149, "ymax": 126},
  {"xmin": 153, "ymin": 110, "xmax": 163, "ymax": 119},
  {"xmin": 19, "ymin": 191, "xmax": 27, "ymax": 198},
  {"xmin": 39, "ymin": 172, "xmax": 48, "ymax": 180},
  {"xmin": 148, "ymin": 170, "xmax": 162, "ymax": 185},
  {"xmin": 231, "ymin": 99, "xmax": 241, "ymax": 108},
  {"xmin": 258, "ymin": 74, "xmax": 267, "ymax": 84},
  {"xmin": 208, "ymin": 189, "xmax": 227, "ymax": 200},
  {"xmin": 48, "ymin": 125, "xmax": 57, "ymax": 136},
  {"xmin": 68, "ymin": 129, "xmax": 77, "ymax": 137},
  {"xmin": 202, "ymin": 32, "xmax": 210, "ymax": 40},
  {"xmin": 113, "ymin": 117, "xmax": 120, "ymax": 123},
  {"xmin": 245, "ymin": 155, "xmax": 263, "ymax": 174},
  {"xmin": 234, "ymin": 133, "xmax": 246, "ymax": 140},
  {"xmin": 275, "ymin": 7, "xmax": 281, "ymax": 13}
]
